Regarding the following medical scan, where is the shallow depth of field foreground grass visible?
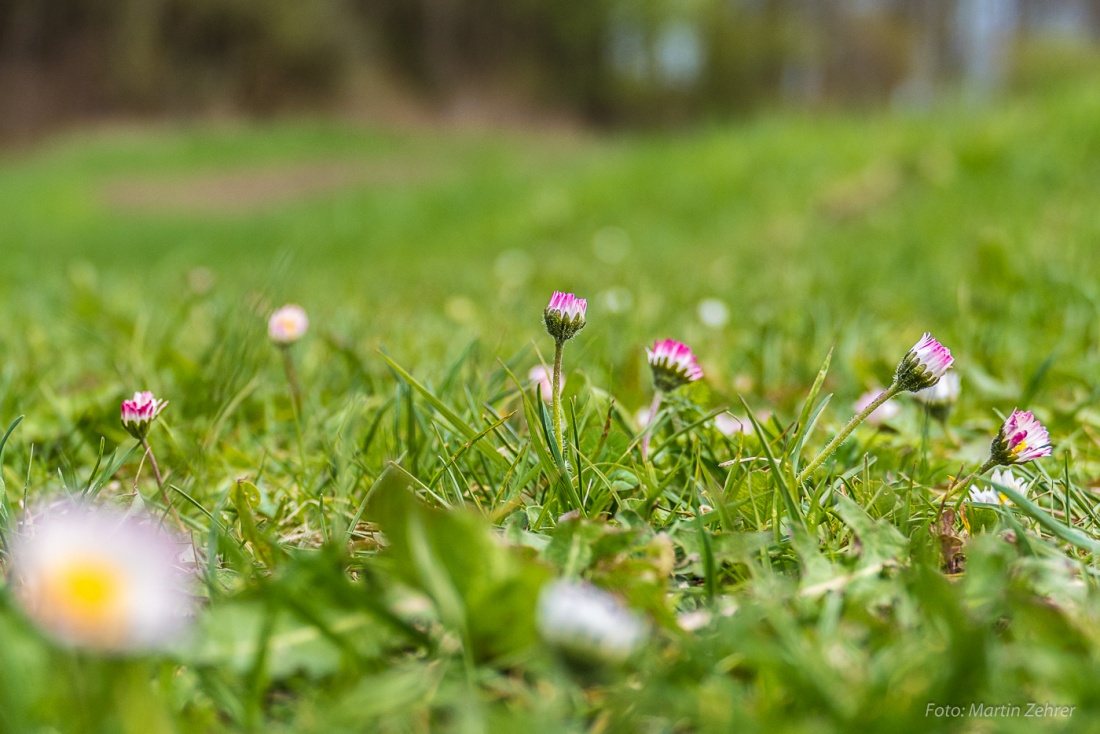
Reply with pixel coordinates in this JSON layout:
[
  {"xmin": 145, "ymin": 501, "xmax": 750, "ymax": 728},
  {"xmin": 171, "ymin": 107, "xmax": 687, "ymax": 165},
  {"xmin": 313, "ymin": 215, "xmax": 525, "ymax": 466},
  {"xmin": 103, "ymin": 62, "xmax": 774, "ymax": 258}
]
[{"xmin": 4, "ymin": 79, "xmax": 1100, "ymax": 733}]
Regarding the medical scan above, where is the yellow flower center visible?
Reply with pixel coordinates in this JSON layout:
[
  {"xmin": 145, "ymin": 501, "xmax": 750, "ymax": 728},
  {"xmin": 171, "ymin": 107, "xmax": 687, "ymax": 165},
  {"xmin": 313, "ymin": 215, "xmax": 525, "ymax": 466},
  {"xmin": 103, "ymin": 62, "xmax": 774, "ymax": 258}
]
[
  {"xmin": 1011, "ymin": 440, "xmax": 1027, "ymax": 457},
  {"xmin": 36, "ymin": 556, "xmax": 131, "ymax": 645},
  {"xmin": 60, "ymin": 560, "xmax": 122, "ymax": 610}
]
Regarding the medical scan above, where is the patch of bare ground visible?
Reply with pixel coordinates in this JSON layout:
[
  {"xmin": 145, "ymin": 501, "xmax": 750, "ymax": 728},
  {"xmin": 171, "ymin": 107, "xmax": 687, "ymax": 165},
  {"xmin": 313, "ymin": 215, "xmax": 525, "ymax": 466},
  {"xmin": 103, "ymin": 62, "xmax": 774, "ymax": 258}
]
[{"xmin": 102, "ymin": 159, "xmax": 442, "ymax": 214}]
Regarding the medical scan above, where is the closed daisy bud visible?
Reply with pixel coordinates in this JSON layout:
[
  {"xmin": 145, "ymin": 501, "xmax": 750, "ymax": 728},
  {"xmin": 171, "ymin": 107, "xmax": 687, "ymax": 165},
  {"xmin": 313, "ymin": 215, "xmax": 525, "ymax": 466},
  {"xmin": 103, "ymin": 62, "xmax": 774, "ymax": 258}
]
[
  {"xmin": 268, "ymin": 304, "xmax": 309, "ymax": 345},
  {"xmin": 537, "ymin": 580, "xmax": 645, "ymax": 665},
  {"xmin": 647, "ymin": 339, "xmax": 704, "ymax": 392},
  {"xmin": 543, "ymin": 291, "xmax": 587, "ymax": 343},
  {"xmin": 9, "ymin": 505, "xmax": 194, "ymax": 653},
  {"xmin": 990, "ymin": 409, "xmax": 1052, "ymax": 465},
  {"xmin": 894, "ymin": 332, "xmax": 953, "ymax": 392},
  {"xmin": 120, "ymin": 391, "xmax": 167, "ymax": 440}
]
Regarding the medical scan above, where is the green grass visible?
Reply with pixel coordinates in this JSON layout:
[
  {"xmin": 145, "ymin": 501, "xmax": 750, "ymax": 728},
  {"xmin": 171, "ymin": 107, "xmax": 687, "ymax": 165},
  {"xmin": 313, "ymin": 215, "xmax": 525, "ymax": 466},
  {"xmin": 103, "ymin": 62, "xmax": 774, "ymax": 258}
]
[{"xmin": 4, "ymin": 79, "xmax": 1100, "ymax": 732}]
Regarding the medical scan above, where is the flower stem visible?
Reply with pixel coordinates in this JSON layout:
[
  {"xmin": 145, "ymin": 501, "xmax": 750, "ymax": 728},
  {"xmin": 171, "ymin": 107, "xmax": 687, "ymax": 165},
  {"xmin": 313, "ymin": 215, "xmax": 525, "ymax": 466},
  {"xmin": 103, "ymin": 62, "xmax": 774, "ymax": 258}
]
[
  {"xmin": 280, "ymin": 345, "xmax": 303, "ymax": 416},
  {"xmin": 641, "ymin": 390, "xmax": 664, "ymax": 461},
  {"xmin": 939, "ymin": 457, "xmax": 999, "ymax": 514},
  {"xmin": 279, "ymin": 344, "xmax": 309, "ymax": 475},
  {"xmin": 797, "ymin": 382, "xmax": 903, "ymax": 484},
  {"xmin": 551, "ymin": 340, "xmax": 565, "ymax": 459},
  {"xmin": 141, "ymin": 438, "xmax": 185, "ymax": 531}
]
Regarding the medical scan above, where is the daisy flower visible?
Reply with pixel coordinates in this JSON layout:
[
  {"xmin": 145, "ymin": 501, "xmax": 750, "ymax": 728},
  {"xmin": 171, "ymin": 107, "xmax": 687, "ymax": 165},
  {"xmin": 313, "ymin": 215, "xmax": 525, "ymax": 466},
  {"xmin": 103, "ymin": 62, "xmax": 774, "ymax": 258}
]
[
  {"xmin": 914, "ymin": 371, "xmax": 960, "ymax": 407},
  {"xmin": 8, "ymin": 504, "xmax": 194, "ymax": 653},
  {"xmin": 528, "ymin": 365, "xmax": 562, "ymax": 402},
  {"xmin": 647, "ymin": 339, "xmax": 704, "ymax": 392},
  {"xmin": 714, "ymin": 413, "xmax": 751, "ymax": 436},
  {"xmin": 121, "ymin": 391, "xmax": 167, "ymax": 441},
  {"xmin": 268, "ymin": 304, "xmax": 309, "ymax": 345},
  {"xmin": 895, "ymin": 332, "xmax": 954, "ymax": 392},
  {"xmin": 855, "ymin": 389, "xmax": 901, "ymax": 426},
  {"xmin": 537, "ymin": 580, "xmax": 645, "ymax": 665},
  {"xmin": 543, "ymin": 291, "xmax": 587, "ymax": 343},
  {"xmin": 914, "ymin": 371, "xmax": 960, "ymax": 423},
  {"xmin": 991, "ymin": 409, "xmax": 1052, "ymax": 465}
]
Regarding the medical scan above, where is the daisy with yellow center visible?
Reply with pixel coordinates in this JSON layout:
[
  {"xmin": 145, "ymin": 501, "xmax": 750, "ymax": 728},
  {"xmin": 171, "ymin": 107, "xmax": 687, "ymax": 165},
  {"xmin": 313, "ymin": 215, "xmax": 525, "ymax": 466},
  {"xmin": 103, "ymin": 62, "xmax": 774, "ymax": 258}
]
[
  {"xmin": 968, "ymin": 469, "xmax": 1025, "ymax": 506},
  {"xmin": 940, "ymin": 410, "xmax": 1052, "ymax": 512},
  {"xmin": 267, "ymin": 304, "xmax": 309, "ymax": 345},
  {"xmin": 10, "ymin": 505, "xmax": 193, "ymax": 653},
  {"xmin": 990, "ymin": 409, "xmax": 1052, "ymax": 465}
]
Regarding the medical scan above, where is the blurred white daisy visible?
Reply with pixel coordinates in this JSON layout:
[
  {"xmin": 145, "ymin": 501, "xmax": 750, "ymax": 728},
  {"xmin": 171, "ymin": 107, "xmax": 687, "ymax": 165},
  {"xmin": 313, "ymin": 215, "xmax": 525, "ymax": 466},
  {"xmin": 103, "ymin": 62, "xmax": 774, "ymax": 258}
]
[
  {"xmin": 597, "ymin": 287, "xmax": 634, "ymax": 314},
  {"xmin": 528, "ymin": 365, "xmax": 563, "ymax": 403},
  {"xmin": 913, "ymin": 371, "xmax": 960, "ymax": 407},
  {"xmin": 714, "ymin": 413, "xmax": 750, "ymax": 436},
  {"xmin": 855, "ymin": 389, "xmax": 900, "ymax": 426},
  {"xmin": 8, "ymin": 504, "xmax": 194, "ymax": 653},
  {"xmin": 696, "ymin": 298, "xmax": 730, "ymax": 329},
  {"xmin": 537, "ymin": 580, "xmax": 645, "ymax": 664},
  {"xmin": 268, "ymin": 304, "xmax": 309, "ymax": 345}
]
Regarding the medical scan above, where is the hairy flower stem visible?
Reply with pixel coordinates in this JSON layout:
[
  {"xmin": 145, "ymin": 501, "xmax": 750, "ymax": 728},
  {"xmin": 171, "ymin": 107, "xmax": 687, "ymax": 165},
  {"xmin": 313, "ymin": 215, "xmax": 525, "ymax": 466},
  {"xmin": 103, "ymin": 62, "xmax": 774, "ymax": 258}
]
[
  {"xmin": 640, "ymin": 390, "xmax": 664, "ymax": 461},
  {"xmin": 798, "ymin": 383, "xmax": 903, "ymax": 484},
  {"xmin": 141, "ymin": 438, "xmax": 185, "ymax": 531},
  {"xmin": 551, "ymin": 340, "xmax": 566, "ymax": 459},
  {"xmin": 938, "ymin": 457, "xmax": 999, "ymax": 515}
]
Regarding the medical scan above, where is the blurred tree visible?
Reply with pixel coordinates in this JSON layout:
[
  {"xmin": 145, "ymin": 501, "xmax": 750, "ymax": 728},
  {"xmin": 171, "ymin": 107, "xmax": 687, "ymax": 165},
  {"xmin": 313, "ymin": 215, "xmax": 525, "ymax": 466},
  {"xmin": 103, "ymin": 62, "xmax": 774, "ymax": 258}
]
[{"xmin": 0, "ymin": 0, "xmax": 1098, "ymax": 139}]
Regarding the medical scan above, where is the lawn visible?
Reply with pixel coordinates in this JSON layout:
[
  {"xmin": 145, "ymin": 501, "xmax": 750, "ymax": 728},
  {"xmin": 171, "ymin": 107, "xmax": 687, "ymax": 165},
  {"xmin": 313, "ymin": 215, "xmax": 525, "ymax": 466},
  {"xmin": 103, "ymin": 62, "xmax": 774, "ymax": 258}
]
[{"xmin": 2, "ymin": 77, "xmax": 1100, "ymax": 732}]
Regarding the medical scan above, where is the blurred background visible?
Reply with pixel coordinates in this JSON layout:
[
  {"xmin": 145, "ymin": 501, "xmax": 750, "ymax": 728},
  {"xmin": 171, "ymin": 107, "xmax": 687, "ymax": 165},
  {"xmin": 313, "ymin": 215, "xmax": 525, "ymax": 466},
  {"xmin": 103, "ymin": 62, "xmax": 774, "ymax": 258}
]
[
  {"xmin": 4, "ymin": 0, "xmax": 1100, "ymax": 140},
  {"xmin": 3, "ymin": 0, "xmax": 1100, "ymax": 412}
]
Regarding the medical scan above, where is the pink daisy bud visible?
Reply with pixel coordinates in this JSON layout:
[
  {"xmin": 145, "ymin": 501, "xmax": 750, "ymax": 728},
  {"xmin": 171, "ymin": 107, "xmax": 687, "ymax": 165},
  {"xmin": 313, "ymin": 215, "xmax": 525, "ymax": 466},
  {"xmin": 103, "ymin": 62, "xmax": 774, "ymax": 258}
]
[
  {"xmin": 121, "ymin": 391, "xmax": 167, "ymax": 440},
  {"xmin": 543, "ymin": 291, "xmax": 587, "ymax": 343},
  {"xmin": 894, "ymin": 332, "xmax": 954, "ymax": 392},
  {"xmin": 647, "ymin": 339, "xmax": 704, "ymax": 392},
  {"xmin": 268, "ymin": 304, "xmax": 309, "ymax": 345},
  {"xmin": 990, "ymin": 409, "xmax": 1052, "ymax": 465},
  {"xmin": 9, "ymin": 504, "xmax": 194, "ymax": 653}
]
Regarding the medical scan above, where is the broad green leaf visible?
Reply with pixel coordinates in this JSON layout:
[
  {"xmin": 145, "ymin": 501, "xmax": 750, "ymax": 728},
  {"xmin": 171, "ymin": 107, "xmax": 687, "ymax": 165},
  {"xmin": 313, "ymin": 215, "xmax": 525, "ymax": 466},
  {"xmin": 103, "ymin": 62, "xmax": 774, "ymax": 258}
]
[{"xmin": 366, "ymin": 470, "xmax": 553, "ymax": 661}]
